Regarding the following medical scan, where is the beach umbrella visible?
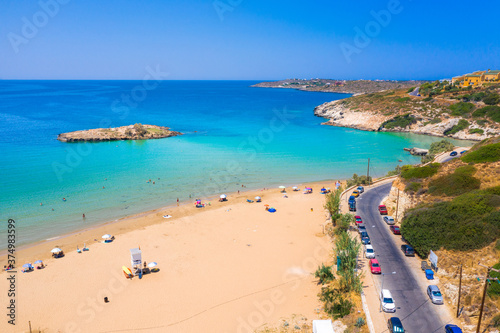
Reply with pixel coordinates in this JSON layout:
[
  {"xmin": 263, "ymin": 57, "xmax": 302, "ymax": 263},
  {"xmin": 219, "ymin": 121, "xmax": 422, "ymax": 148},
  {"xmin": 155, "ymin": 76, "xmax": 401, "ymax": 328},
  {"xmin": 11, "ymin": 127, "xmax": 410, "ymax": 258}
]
[
  {"xmin": 220, "ymin": 194, "xmax": 226, "ymax": 199},
  {"xmin": 22, "ymin": 263, "xmax": 32, "ymax": 269},
  {"xmin": 34, "ymin": 260, "xmax": 43, "ymax": 264},
  {"xmin": 279, "ymin": 186, "xmax": 286, "ymax": 189},
  {"xmin": 292, "ymin": 186, "xmax": 298, "ymax": 190},
  {"xmin": 147, "ymin": 262, "xmax": 158, "ymax": 268},
  {"xmin": 102, "ymin": 234, "xmax": 112, "ymax": 239},
  {"xmin": 255, "ymin": 196, "xmax": 261, "ymax": 200},
  {"xmin": 51, "ymin": 248, "xmax": 62, "ymax": 253},
  {"xmin": 268, "ymin": 208, "xmax": 276, "ymax": 213}
]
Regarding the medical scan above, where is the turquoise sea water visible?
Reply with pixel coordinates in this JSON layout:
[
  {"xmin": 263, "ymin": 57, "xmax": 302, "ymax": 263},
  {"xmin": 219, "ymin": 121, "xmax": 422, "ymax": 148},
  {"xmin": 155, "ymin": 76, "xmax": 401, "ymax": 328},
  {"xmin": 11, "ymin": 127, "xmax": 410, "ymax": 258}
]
[{"xmin": 0, "ymin": 80, "xmax": 471, "ymax": 249}]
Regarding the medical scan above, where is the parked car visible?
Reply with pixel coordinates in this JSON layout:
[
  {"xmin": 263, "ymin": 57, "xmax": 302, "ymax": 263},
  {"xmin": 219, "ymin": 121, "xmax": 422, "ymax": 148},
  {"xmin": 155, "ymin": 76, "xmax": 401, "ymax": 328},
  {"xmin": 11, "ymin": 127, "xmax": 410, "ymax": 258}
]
[
  {"xmin": 349, "ymin": 201, "xmax": 356, "ymax": 212},
  {"xmin": 445, "ymin": 324, "xmax": 463, "ymax": 333},
  {"xmin": 401, "ymin": 245, "xmax": 415, "ymax": 256},
  {"xmin": 381, "ymin": 289, "xmax": 396, "ymax": 312},
  {"xmin": 352, "ymin": 190, "xmax": 360, "ymax": 197},
  {"xmin": 450, "ymin": 151, "xmax": 458, "ymax": 156},
  {"xmin": 355, "ymin": 216, "xmax": 363, "ymax": 224},
  {"xmin": 383, "ymin": 216, "xmax": 395, "ymax": 225},
  {"xmin": 390, "ymin": 226, "xmax": 401, "ymax": 235},
  {"xmin": 358, "ymin": 224, "xmax": 367, "ymax": 234},
  {"xmin": 369, "ymin": 259, "xmax": 381, "ymax": 274},
  {"xmin": 365, "ymin": 244, "xmax": 375, "ymax": 259},
  {"xmin": 427, "ymin": 285, "xmax": 444, "ymax": 304},
  {"xmin": 360, "ymin": 231, "xmax": 370, "ymax": 244},
  {"xmin": 348, "ymin": 196, "xmax": 356, "ymax": 203},
  {"xmin": 357, "ymin": 186, "xmax": 364, "ymax": 193},
  {"xmin": 387, "ymin": 317, "xmax": 405, "ymax": 333},
  {"xmin": 460, "ymin": 150, "xmax": 467, "ymax": 155},
  {"xmin": 379, "ymin": 205, "xmax": 388, "ymax": 215}
]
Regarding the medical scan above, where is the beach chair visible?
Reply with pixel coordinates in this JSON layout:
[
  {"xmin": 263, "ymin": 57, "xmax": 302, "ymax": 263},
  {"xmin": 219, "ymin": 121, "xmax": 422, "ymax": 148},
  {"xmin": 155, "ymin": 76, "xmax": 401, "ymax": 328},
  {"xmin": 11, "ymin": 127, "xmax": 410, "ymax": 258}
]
[{"xmin": 246, "ymin": 199, "xmax": 254, "ymax": 203}]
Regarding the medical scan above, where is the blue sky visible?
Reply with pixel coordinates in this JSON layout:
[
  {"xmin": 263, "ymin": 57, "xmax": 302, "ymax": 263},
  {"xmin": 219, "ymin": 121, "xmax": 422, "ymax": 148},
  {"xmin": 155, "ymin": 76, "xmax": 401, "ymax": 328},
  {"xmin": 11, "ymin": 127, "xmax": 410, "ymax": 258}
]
[{"xmin": 0, "ymin": 0, "xmax": 498, "ymax": 80}]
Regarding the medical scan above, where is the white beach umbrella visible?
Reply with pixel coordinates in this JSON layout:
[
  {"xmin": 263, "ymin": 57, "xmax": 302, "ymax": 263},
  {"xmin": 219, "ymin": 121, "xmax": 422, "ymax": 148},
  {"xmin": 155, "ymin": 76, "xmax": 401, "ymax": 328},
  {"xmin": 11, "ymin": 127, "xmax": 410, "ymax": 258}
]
[
  {"xmin": 292, "ymin": 186, "xmax": 298, "ymax": 190},
  {"xmin": 255, "ymin": 196, "xmax": 261, "ymax": 200},
  {"xmin": 147, "ymin": 262, "xmax": 158, "ymax": 268},
  {"xmin": 51, "ymin": 248, "xmax": 62, "ymax": 253},
  {"xmin": 279, "ymin": 186, "xmax": 286, "ymax": 189},
  {"xmin": 102, "ymin": 234, "xmax": 112, "ymax": 239},
  {"xmin": 220, "ymin": 194, "xmax": 227, "ymax": 199}
]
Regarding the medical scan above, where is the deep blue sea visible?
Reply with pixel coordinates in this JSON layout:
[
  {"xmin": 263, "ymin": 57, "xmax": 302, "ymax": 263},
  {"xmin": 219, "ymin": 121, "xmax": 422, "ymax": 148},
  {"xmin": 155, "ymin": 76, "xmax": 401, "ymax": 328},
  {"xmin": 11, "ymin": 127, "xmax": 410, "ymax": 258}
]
[{"xmin": 0, "ymin": 80, "xmax": 471, "ymax": 249}]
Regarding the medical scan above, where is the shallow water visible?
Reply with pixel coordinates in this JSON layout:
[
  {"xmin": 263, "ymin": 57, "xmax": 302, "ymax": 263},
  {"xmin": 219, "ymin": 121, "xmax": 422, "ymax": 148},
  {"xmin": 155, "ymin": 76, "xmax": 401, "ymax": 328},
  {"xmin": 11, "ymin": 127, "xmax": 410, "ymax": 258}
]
[{"xmin": 0, "ymin": 80, "xmax": 472, "ymax": 248}]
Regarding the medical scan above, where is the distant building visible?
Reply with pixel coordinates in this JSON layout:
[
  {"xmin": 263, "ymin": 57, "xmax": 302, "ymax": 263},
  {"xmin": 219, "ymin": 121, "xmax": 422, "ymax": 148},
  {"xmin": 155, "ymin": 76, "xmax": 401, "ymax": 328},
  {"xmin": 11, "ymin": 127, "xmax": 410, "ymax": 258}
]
[{"xmin": 453, "ymin": 69, "xmax": 500, "ymax": 87}]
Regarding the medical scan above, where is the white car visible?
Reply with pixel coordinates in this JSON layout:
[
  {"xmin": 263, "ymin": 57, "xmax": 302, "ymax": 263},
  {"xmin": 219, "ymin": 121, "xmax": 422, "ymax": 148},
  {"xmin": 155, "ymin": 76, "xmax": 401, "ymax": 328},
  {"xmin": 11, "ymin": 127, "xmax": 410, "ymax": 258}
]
[
  {"xmin": 365, "ymin": 245, "xmax": 375, "ymax": 259},
  {"xmin": 383, "ymin": 216, "xmax": 395, "ymax": 225},
  {"xmin": 381, "ymin": 289, "xmax": 396, "ymax": 313}
]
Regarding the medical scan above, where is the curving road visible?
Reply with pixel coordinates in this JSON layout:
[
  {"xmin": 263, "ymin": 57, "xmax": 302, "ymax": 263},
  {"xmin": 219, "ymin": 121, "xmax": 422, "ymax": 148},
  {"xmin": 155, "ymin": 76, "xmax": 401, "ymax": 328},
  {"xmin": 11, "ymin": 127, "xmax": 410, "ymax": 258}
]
[{"xmin": 357, "ymin": 182, "xmax": 445, "ymax": 333}]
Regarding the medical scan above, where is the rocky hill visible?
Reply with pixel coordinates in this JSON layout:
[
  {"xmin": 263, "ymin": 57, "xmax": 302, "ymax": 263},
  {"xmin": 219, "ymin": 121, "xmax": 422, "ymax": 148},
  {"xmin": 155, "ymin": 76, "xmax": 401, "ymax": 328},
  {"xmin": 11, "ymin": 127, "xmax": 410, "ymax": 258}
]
[
  {"xmin": 314, "ymin": 82, "xmax": 500, "ymax": 141},
  {"xmin": 252, "ymin": 79, "xmax": 426, "ymax": 94},
  {"xmin": 57, "ymin": 124, "xmax": 182, "ymax": 142}
]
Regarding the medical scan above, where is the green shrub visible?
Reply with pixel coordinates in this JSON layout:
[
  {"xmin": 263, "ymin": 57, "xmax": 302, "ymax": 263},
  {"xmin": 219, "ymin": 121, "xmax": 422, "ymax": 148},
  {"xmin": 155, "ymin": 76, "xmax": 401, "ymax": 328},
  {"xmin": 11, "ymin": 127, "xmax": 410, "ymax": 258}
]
[
  {"xmin": 355, "ymin": 317, "xmax": 366, "ymax": 327},
  {"xmin": 428, "ymin": 165, "xmax": 480, "ymax": 196},
  {"xmin": 386, "ymin": 165, "xmax": 402, "ymax": 177},
  {"xmin": 325, "ymin": 188, "xmax": 342, "ymax": 225},
  {"xmin": 429, "ymin": 139, "xmax": 454, "ymax": 155},
  {"xmin": 405, "ymin": 182, "xmax": 422, "ymax": 193},
  {"xmin": 445, "ymin": 119, "xmax": 470, "ymax": 135},
  {"xmin": 423, "ymin": 96, "xmax": 433, "ymax": 102},
  {"xmin": 346, "ymin": 174, "xmax": 372, "ymax": 187},
  {"xmin": 401, "ymin": 163, "xmax": 440, "ymax": 180},
  {"xmin": 473, "ymin": 105, "xmax": 500, "ymax": 122},
  {"xmin": 315, "ymin": 264, "xmax": 335, "ymax": 285},
  {"xmin": 482, "ymin": 93, "xmax": 500, "ymax": 105},
  {"xmin": 382, "ymin": 114, "xmax": 417, "ymax": 129},
  {"xmin": 472, "ymin": 92, "xmax": 486, "ymax": 101},
  {"xmin": 429, "ymin": 118, "xmax": 442, "ymax": 124},
  {"xmin": 448, "ymin": 102, "xmax": 475, "ymax": 116},
  {"xmin": 469, "ymin": 128, "xmax": 484, "ymax": 135},
  {"xmin": 461, "ymin": 142, "xmax": 500, "ymax": 163},
  {"xmin": 476, "ymin": 119, "xmax": 489, "ymax": 126},
  {"xmin": 487, "ymin": 262, "xmax": 500, "ymax": 297},
  {"xmin": 492, "ymin": 313, "xmax": 500, "ymax": 328},
  {"xmin": 401, "ymin": 187, "xmax": 500, "ymax": 257},
  {"xmin": 406, "ymin": 87, "xmax": 416, "ymax": 93},
  {"xmin": 320, "ymin": 288, "xmax": 353, "ymax": 319},
  {"xmin": 395, "ymin": 97, "xmax": 411, "ymax": 103}
]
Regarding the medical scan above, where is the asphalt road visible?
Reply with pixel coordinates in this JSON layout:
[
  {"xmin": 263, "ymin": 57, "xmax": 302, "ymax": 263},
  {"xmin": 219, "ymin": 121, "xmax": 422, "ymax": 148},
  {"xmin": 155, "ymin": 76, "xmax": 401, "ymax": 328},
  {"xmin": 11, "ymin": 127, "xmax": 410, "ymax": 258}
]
[
  {"xmin": 357, "ymin": 182, "xmax": 445, "ymax": 333},
  {"xmin": 409, "ymin": 87, "xmax": 420, "ymax": 97}
]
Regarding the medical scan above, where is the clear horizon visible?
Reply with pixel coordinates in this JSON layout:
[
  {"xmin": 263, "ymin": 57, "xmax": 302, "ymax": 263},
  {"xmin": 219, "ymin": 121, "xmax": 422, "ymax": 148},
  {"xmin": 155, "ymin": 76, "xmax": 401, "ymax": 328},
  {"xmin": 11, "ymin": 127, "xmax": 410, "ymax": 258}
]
[{"xmin": 1, "ymin": 0, "xmax": 499, "ymax": 80}]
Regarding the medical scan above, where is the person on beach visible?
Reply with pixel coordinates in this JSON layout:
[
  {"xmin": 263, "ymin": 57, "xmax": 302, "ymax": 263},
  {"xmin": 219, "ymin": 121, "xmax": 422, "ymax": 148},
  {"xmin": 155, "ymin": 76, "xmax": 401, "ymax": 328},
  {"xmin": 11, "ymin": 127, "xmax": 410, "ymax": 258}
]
[
  {"xmin": 83, "ymin": 214, "xmax": 86, "ymax": 219},
  {"xmin": 177, "ymin": 198, "xmax": 179, "ymax": 206}
]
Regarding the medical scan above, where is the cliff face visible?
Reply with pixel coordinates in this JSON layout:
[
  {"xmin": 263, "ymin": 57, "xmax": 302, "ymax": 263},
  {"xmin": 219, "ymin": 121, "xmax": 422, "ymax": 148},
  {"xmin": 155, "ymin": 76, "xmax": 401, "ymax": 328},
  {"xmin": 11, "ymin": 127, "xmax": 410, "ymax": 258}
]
[{"xmin": 57, "ymin": 124, "xmax": 182, "ymax": 142}]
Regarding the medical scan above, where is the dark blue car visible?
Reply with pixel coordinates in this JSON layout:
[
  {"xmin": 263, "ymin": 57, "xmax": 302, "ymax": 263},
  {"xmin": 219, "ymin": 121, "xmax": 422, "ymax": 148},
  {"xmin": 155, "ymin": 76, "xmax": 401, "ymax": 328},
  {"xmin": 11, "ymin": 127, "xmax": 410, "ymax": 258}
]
[
  {"xmin": 450, "ymin": 151, "xmax": 458, "ymax": 156},
  {"xmin": 445, "ymin": 324, "xmax": 462, "ymax": 333},
  {"xmin": 387, "ymin": 317, "xmax": 405, "ymax": 332}
]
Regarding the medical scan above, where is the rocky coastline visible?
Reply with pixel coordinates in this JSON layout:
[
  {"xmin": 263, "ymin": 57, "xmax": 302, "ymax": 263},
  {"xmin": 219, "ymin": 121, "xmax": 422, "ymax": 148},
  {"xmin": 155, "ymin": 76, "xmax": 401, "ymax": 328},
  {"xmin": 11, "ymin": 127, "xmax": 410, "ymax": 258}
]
[
  {"xmin": 314, "ymin": 99, "xmax": 500, "ymax": 141},
  {"xmin": 57, "ymin": 124, "xmax": 182, "ymax": 142}
]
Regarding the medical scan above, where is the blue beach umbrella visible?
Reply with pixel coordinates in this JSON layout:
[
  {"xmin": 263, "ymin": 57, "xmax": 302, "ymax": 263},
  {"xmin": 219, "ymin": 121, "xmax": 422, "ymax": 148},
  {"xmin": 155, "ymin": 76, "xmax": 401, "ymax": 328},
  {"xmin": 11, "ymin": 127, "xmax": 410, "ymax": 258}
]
[
  {"xmin": 268, "ymin": 208, "xmax": 276, "ymax": 213},
  {"xmin": 34, "ymin": 260, "xmax": 43, "ymax": 264},
  {"xmin": 22, "ymin": 263, "xmax": 32, "ymax": 268}
]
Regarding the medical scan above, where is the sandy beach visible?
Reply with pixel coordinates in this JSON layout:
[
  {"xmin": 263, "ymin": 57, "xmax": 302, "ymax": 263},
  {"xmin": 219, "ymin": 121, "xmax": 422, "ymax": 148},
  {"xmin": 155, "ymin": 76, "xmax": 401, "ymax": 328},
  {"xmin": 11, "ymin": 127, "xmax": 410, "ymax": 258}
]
[{"xmin": 1, "ymin": 182, "xmax": 339, "ymax": 333}]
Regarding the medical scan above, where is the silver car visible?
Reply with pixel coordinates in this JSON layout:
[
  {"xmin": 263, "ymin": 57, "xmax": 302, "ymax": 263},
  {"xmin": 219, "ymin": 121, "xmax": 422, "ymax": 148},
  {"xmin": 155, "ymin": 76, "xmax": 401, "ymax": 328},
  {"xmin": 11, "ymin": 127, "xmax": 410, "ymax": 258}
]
[
  {"xmin": 427, "ymin": 285, "xmax": 443, "ymax": 304},
  {"xmin": 383, "ymin": 216, "xmax": 395, "ymax": 225}
]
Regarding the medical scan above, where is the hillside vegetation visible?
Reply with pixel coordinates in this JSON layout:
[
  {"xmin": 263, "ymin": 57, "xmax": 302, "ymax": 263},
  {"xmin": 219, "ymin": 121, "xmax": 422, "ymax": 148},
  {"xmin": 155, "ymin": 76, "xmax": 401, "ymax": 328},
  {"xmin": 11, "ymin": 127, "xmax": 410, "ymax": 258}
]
[{"xmin": 398, "ymin": 137, "xmax": 500, "ymax": 258}]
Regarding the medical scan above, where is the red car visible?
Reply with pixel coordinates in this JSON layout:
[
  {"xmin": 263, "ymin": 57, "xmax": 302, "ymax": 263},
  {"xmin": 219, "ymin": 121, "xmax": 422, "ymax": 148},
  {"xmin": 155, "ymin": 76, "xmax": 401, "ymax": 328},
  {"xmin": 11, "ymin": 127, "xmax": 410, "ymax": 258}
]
[
  {"xmin": 390, "ymin": 226, "xmax": 401, "ymax": 235},
  {"xmin": 355, "ymin": 216, "xmax": 363, "ymax": 224},
  {"xmin": 378, "ymin": 205, "xmax": 388, "ymax": 215},
  {"xmin": 369, "ymin": 259, "xmax": 381, "ymax": 274}
]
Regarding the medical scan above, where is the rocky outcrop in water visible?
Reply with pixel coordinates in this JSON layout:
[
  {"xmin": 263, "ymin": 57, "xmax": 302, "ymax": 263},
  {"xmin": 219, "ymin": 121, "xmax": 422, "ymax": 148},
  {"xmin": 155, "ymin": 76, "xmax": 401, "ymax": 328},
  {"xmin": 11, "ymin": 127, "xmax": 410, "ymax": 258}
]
[{"xmin": 57, "ymin": 124, "xmax": 182, "ymax": 142}]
